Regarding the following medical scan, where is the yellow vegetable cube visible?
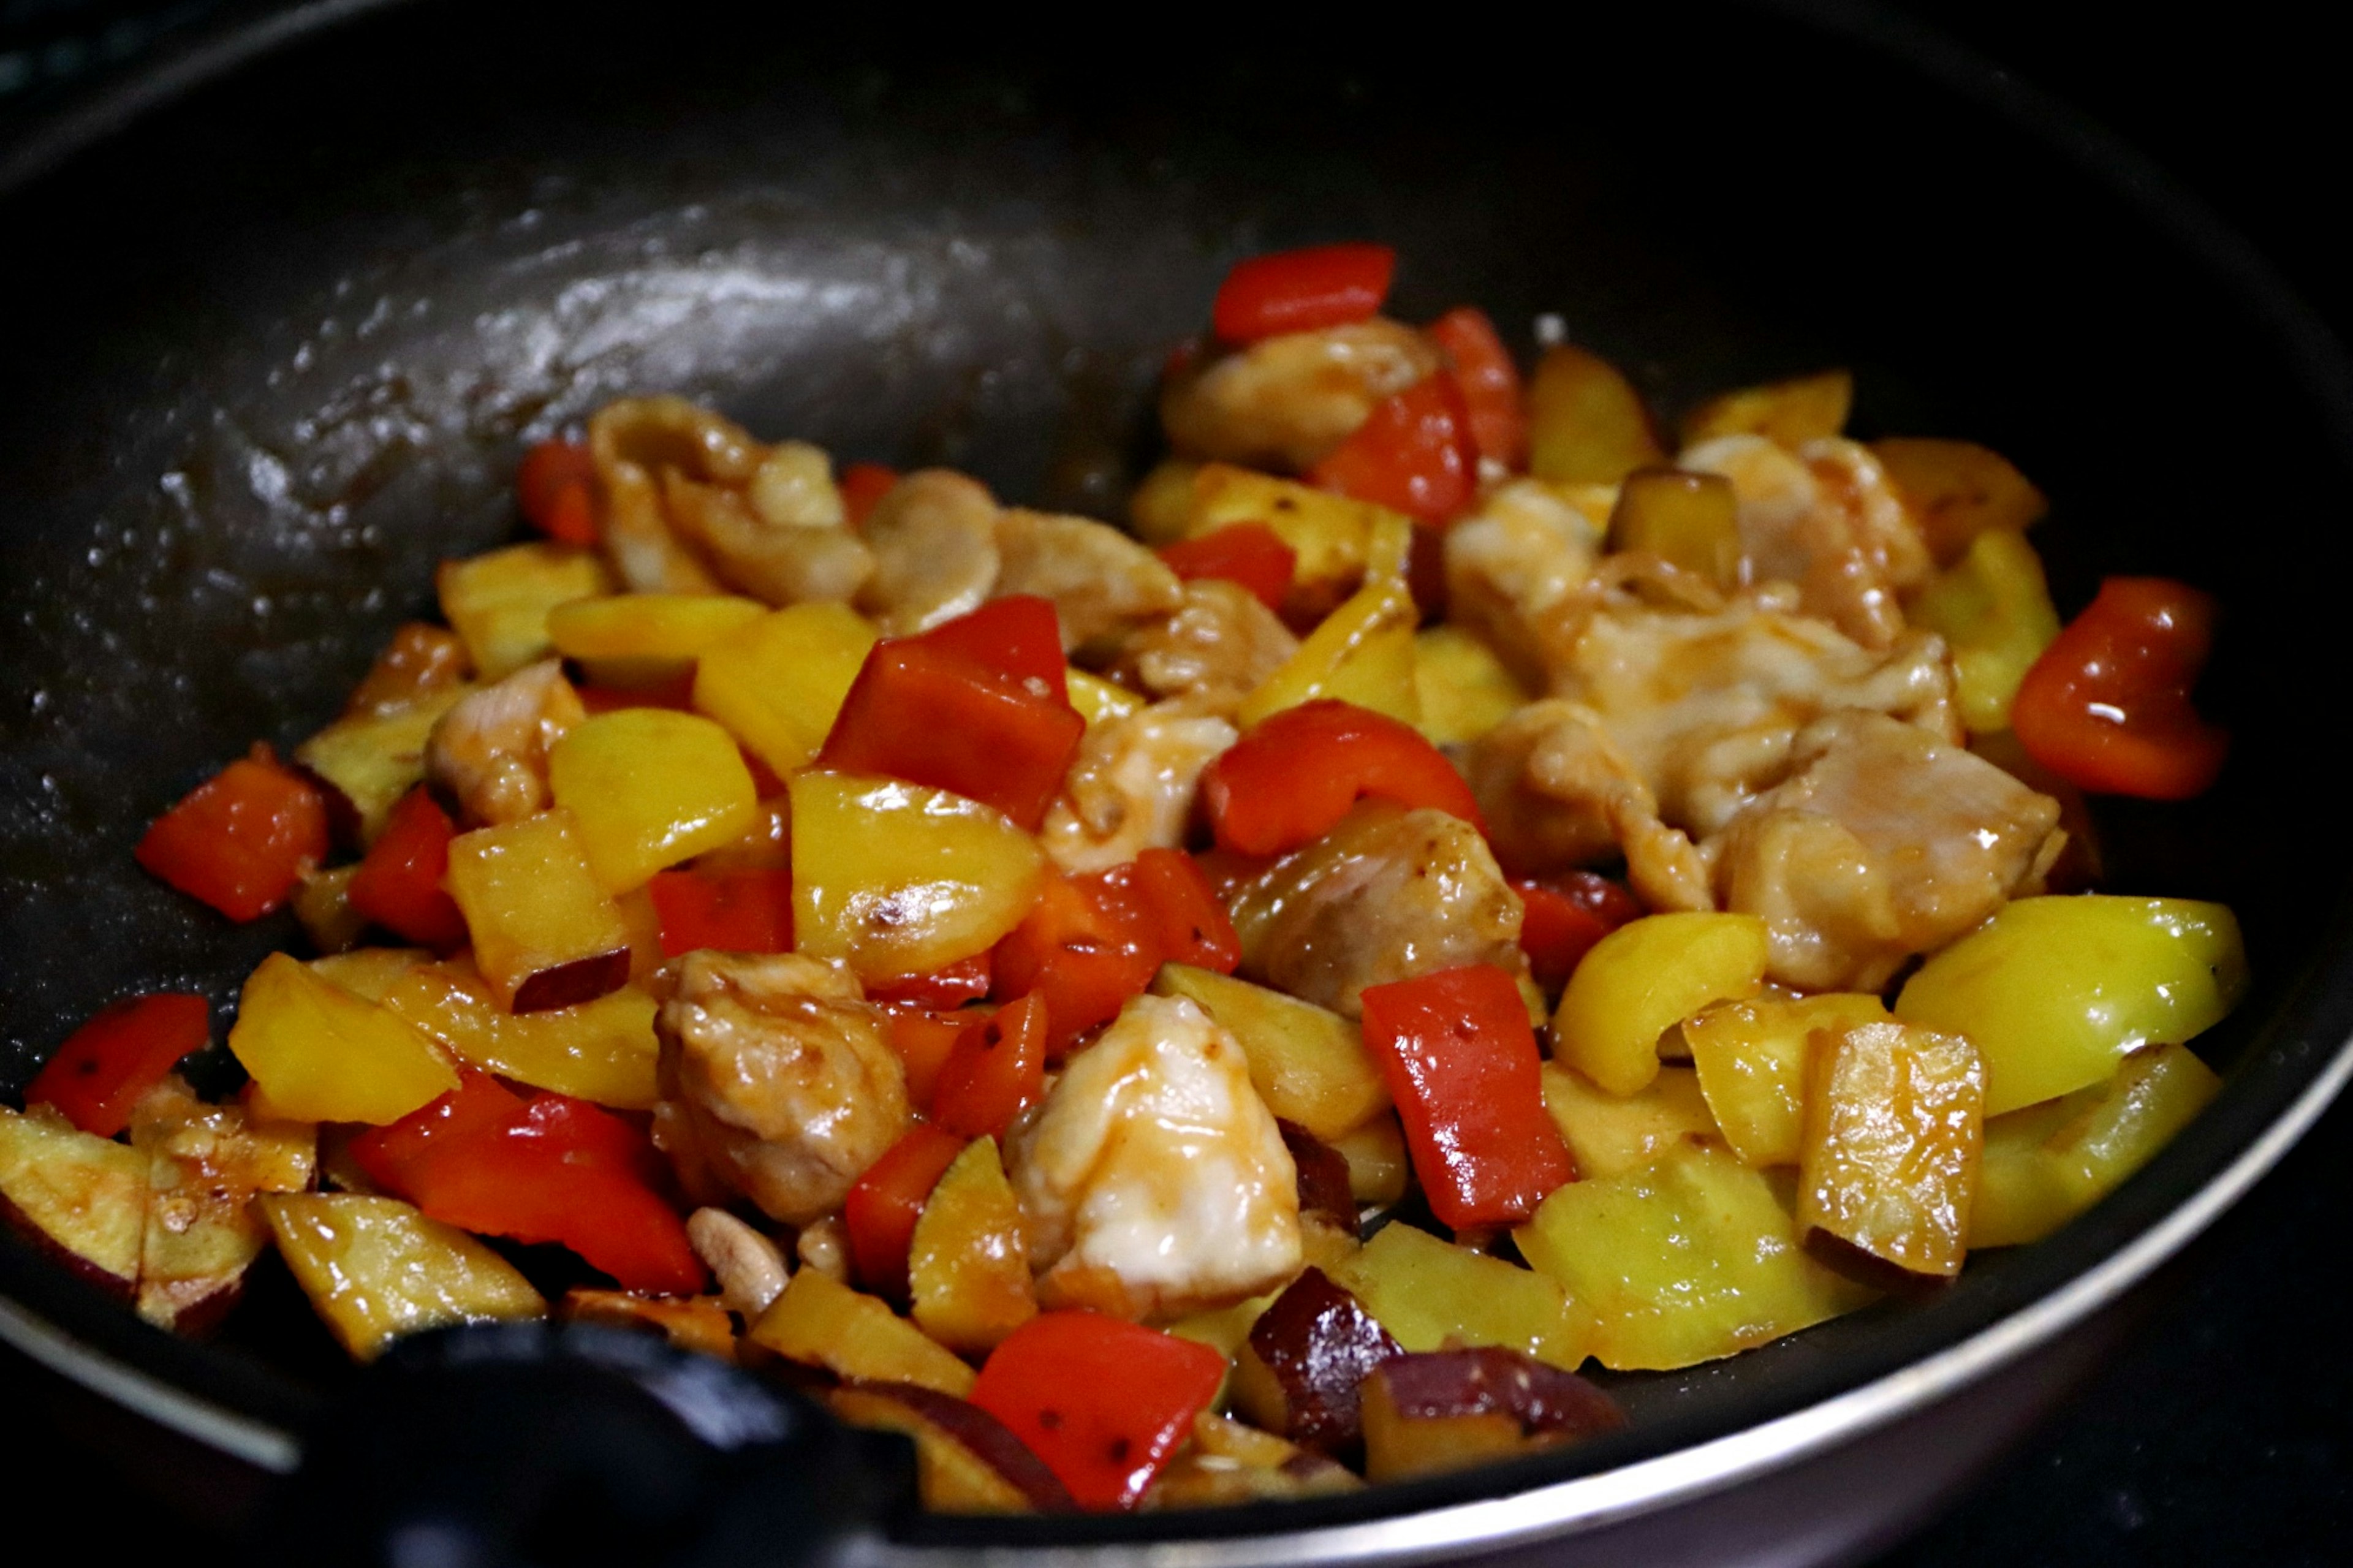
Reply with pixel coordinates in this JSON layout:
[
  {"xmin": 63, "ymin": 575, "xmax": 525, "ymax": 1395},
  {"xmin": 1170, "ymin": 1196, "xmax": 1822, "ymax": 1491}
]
[
  {"xmin": 379, "ymin": 961, "xmax": 662, "ymax": 1110},
  {"xmin": 1539, "ymin": 1062, "xmax": 1719, "ymax": 1179},
  {"xmin": 1412, "ymin": 626, "xmax": 1529, "ymax": 747},
  {"xmin": 229, "ymin": 952, "xmax": 458, "ymax": 1124},
  {"xmin": 1330, "ymin": 1221, "xmax": 1592, "ymax": 1371},
  {"xmin": 1607, "ymin": 468, "xmax": 1741, "ymax": 588},
  {"xmin": 1066, "ymin": 667, "xmax": 1144, "ymax": 728},
  {"xmin": 789, "ymin": 771, "xmax": 1048, "ymax": 982},
  {"xmin": 444, "ymin": 810, "xmax": 634, "ymax": 1013},
  {"xmin": 1895, "ymin": 895, "xmax": 2246, "ymax": 1115},
  {"xmin": 1969, "ymin": 1093, "xmax": 2090, "ymax": 1249},
  {"xmin": 548, "ymin": 709, "xmax": 759, "ymax": 893},
  {"xmin": 1235, "ymin": 576, "xmax": 1420, "ymax": 729},
  {"xmin": 1869, "ymin": 436, "xmax": 2047, "ymax": 567},
  {"xmin": 1796, "ymin": 1020, "xmax": 1985, "ymax": 1279},
  {"xmin": 1128, "ymin": 458, "xmax": 1202, "ymax": 545},
  {"xmin": 1331, "ymin": 1112, "xmax": 1411, "ymax": 1204},
  {"xmin": 1678, "ymin": 369, "xmax": 1853, "ymax": 450},
  {"xmin": 691, "ymin": 601, "xmax": 879, "ymax": 776},
  {"xmin": 294, "ymin": 684, "xmax": 469, "ymax": 844},
  {"xmin": 908, "ymin": 1137, "xmax": 1037, "ymax": 1355},
  {"xmin": 1907, "ymin": 529, "xmax": 2062, "ymax": 734},
  {"xmin": 1684, "ymin": 992, "xmax": 1891, "ymax": 1167},
  {"xmin": 748, "ymin": 1267, "xmax": 976, "ymax": 1397},
  {"xmin": 1150, "ymin": 964, "xmax": 1390, "ymax": 1140},
  {"xmin": 545, "ymin": 593, "xmax": 768, "ymax": 687},
  {"xmin": 1526, "ymin": 344, "xmax": 1664, "ymax": 486},
  {"xmin": 1550, "ymin": 912, "xmax": 1770, "ymax": 1096},
  {"xmin": 260, "ymin": 1193, "xmax": 544, "ymax": 1362},
  {"xmin": 436, "ymin": 543, "xmax": 615, "ymax": 681}
]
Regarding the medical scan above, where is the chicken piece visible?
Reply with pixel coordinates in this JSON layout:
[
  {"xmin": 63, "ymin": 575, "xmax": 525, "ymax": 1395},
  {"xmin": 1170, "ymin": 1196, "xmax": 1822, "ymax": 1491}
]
[
  {"xmin": 1711, "ymin": 711, "xmax": 2063, "ymax": 991},
  {"xmin": 1443, "ymin": 479, "xmax": 1611, "ymax": 687},
  {"xmin": 1107, "ymin": 579, "xmax": 1299, "ymax": 717},
  {"xmin": 855, "ymin": 469, "xmax": 1003, "ymax": 635},
  {"xmin": 1041, "ymin": 705, "xmax": 1238, "ymax": 875},
  {"xmin": 1006, "ymin": 993, "xmax": 1301, "ymax": 1319},
  {"xmin": 423, "ymin": 658, "xmax": 587, "ymax": 828},
  {"xmin": 588, "ymin": 395, "xmax": 747, "ymax": 594},
  {"xmin": 993, "ymin": 509, "xmax": 1185, "ymax": 653},
  {"xmin": 651, "ymin": 953, "xmax": 912, "ymax": 1228},
  {"xmin": 346, "ymin": 623, "xmax": 471, "ymax": 718},
  {"xmin": 1678, "ymin": 434, "xmax": 1933, "ymax": 650},
  {"xmin": 661, "ymin": 450, "xmax": 873, "ymax": 607},
  {"xmin": 1227, "ymin": 801, "xmax": 1529, "ymax": 1017},
  {"xmin": 686, "ymin": 1208, "xmax": 792, "ymax": 1319},
  {"xmin": 1466, "ymin": 700, "xmax": 1656, "ymax": 874},
  {"xmin": 1161, "ymin": 319, "xmax": 1444, "ymax": 473}
]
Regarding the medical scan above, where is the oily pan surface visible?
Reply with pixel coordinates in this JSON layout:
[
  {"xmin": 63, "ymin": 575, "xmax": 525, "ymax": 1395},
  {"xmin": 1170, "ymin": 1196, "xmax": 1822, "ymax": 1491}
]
[{"xmin": 3, "ymin": 1, "xmax": 2350, "ymax": 1542}]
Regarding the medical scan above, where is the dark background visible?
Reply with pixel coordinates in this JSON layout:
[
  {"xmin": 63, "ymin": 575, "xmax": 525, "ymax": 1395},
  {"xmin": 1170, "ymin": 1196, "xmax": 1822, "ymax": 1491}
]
[{"xmin": 2, "ymin": 2, "xmax": 2347, "ymax": 1562}]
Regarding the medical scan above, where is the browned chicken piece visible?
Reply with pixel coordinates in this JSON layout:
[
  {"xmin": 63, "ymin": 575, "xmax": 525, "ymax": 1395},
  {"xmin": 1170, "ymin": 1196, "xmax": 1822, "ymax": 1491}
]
[
  {"xmin": 1227, "ymin": 801, "xmax": 1529, "ymax": 1017},
  {"xmin": 423, "ymin": 658, "xmax": 587, "ymax": 828},
  {"xmin": 346, "ymin": 623, "xmax": 471, "ymax": 717},
  {"xmin": 659, "ymin": 442, "xmax": 873, "ymax": 607},
  {"xmin": 1107, "ymin": 579, "xmax": 1299, "ymax": 716},
  {"xmin": 1711, "ymin": 711, "xmax": 2063, "ymax": 991},
  {"xmin": 993, "ymin": 509, "xmax": 1186, "ymax": 652},
  {"xmin": 1041, "ymin": 705, "xmax": 1239, "ymax": 875},
  {"xmin": 1006, "ymin": 993, "xmax": 1301, "ymax": 1320},
  {"xmin": 1442, "ymin": 479, "xmax": 1610, "ymax": 687},
  {"xmin": 1160, "ymin": 319, "xmax": 1444, "ymax": 473},
  {"xmin": 588, "ymin": 395, "xmax": 739, "ymax": 594},
  {"xmin": 1678, "ymin": 434, "xmax": 1933, "ymax": 650},
  {"xmin": 650, "ymin": 952, "xmax": 912, "ymax": 1228},
  {"xmin": 855, "ymin": 469, "xmax": 1004, "ymax": 635}
]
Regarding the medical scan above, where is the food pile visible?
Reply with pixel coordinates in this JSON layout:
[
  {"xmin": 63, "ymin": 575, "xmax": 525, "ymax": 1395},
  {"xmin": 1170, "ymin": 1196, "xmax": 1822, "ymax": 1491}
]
[{"xmin": 0, "ymin": 244, "xmax": 2245, "ymax": 1512}]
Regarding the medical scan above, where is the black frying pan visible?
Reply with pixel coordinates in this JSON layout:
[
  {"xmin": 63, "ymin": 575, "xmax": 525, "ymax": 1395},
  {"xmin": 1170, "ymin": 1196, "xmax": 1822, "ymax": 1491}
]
[{"xmin": 5, "ymin": 3, "xmax": 2351, "ymax": 1562}]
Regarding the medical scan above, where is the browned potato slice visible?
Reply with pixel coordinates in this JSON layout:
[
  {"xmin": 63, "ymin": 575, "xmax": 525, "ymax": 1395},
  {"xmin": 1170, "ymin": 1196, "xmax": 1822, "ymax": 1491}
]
[
  {"xmin": 1360, "ymin": 1347, "xmax": 1626, "ymax": 1483},
  {"xmin": 559, "ymin": 1289, "xmax": 738, "ymax": 1361},
  {"xmin": 1797, "ymin": 1019, "xmax": 1985, "ymax": 1279},
  {"xmin": 1607, "ymin": 468, "xmax": 1741, "ymax": 589},
  {"xmin": 260, "ymin": 1192, "xmax": 544, "ymax": 1361},
  {"xmin": 0, "ymin": 1104, "xmax": 147, "ymax": 1298},
  {"xmin": 1526, "ymin": 344, "xmax": 1665, "ymax": 485},
  {"xmin": 132, "ymin": 1086, "xmax": 317, "ymax": 1331},
  {"xmin": 1146, "ymin": 1412, "xmax": 1362, "ymax": 1508},
  {"xmin": 1679, "ymin": 369, "xmax": 1854, "ymax": 450},
  {"xmin": 1869, "ymin": 436, "xmax": 2048, "ymax": 566},
  {"xmin": 1230, "ymin": 1267, "xmax": 1399, "ymax": 1456},
  {"xmin": 829, "ymin": 1381, "xmax": 1075, "ymax": 1513}
]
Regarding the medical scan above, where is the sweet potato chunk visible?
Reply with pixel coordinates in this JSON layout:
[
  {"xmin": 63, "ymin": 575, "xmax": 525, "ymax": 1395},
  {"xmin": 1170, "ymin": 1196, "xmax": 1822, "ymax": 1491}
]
[
  {"xmin": 132, "ymin": 1086, "xmax": 317, "ymax": 1331},
  {"xmin": 260, "ymin": 1192, "xmax": 544, "ymax": 1362},
  {"xmin": 0, "ymin": 1104, "xmax": 147, "ymax": 1297},
  {"xmin": 1359, "ymin": 1347, "xmax": 1625, "ymax": 1484},
  {"xmin": 829, "ymin": 1381, "xmax": 1075, "ymax": 1513}
]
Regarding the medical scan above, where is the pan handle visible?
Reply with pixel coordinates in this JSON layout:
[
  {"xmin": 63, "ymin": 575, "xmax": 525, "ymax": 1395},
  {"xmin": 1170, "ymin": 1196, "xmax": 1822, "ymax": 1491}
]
[{"xmin": 242, "ymin": 1320, "xmax": 912, "ymax": 1567}]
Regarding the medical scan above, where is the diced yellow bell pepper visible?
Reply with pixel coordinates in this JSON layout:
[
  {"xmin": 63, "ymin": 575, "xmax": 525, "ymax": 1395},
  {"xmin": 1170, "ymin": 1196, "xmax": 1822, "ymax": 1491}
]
[
  {"xmin": 1869, "ymin": 436, "xmax": 2047, "ymax": 567},
  {"xmin": 1526, "ymin": 344, "xmax": 1664, "ymax": 486},
  {"xmin": 1412, "ymin": 626, "xmax": 1529, "ymax": 747},
  {"xmin": 436, "ymin": 543, "xmax": 615, "ymax": 681},
  {"xmin": 907, "ymin": 1137, "xmax": 1037, "ymax": 1355},
  {"xmin": 294, "ymin": 684, "xmax": 469, "ymax": 844},
  {"xmin": 1907, "ymin": 529, "xmax": 2062, "ymax": 734},
  {"xmin": 547, "ymin": 709, "xmax": 759, "ymax": 893},
  {"xmin": 691, "ymin": 602, "xmax": 879, "ymax": 776},
  {"xmin": 1235, "ymin": 569, "xmax": 1420, "ymax": 729},
  {"xmin": 747, "ymin": 1266, "xmax": 976, "ymax": 1397},
  {"xmin": 1066, "ymin": 667, "xmax": 1145, "ymax": 728},
  {"xmin": 1969, "ymin": 1092, "xmax": 2087, "ymax": 1249},
  {"xmin": 1150, "ymin": 964, "xmax": 1391, "ymax": 1141},
  {"xmin": 1895, "ymin": 895, "xmax": 2246, "ymax": 1115},
  {"xmin": 1181, "ymin": 463, "xmax": 1411, "ymax": 613},
  {"xmin": 1128, "ymin": 458, "xmax": 1202, "ymax": 545},
  {"xmin": 1796, "ymin": 1020, "xmax": 1984, "ymax": 1279},
  {"xmin": 1330, "ymin": 1221, "xmax": 1593, "ymax": 1371},
  {"xmin": 379, "ymin": 961, "xmax": 661, "ymax": 1110},
  {"xmin": 444, "ymin": 809, "xmax": 634, "ymax": 1012},
  {"xmin": 789, "ymin": 770, "xmax": 1048, "ymax": 982},
  {"xmin": 1516, "ymin": 1142, "xmax": 1871, "ymax": 1371},
  {"xmin": 1683, "ymin": 992, "xmax": 1891, "ymax": 1167},
  {"xmin": 545, "ymin": 593, "xmax": 768, "ymax": 688},
  {"xmin": 229, "ymin": 952, "xmax": 458, "ymax": 1125},
  {"xmin": 1539, "ymin": 1062, "xmax": 1719, "ymax": 1179},
  {"xmin": 1550, "ymin": 913, "xmax": 1770, "ymax": 1097},
  {"xmin": 309, "ymin": 945, "xmax": 433, "ymax": 1004},
  {"xmin": 260, "ymin": 1193, "xmax": 545, "ymax": 1362},
  {"xmin": 1678, "ymin": 369, "xmax": 1854, "ymax": 450},
  {"xmin": 1607, "ymin": 468, "xmax": 1741, "ymax": 588}
]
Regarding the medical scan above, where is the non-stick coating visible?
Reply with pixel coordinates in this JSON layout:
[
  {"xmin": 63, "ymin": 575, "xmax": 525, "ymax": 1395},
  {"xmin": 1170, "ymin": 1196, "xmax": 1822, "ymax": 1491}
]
[{"xmin": 5, "ymin": 0, "xmax": 2352, "ymax": 1551}]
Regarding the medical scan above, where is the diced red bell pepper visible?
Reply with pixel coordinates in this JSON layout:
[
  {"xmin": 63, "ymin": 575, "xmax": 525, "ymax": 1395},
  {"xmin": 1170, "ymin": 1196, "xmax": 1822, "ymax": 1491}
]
[
  {"xmin": 1125, "ymin": 849, "xmax": 1241, "ymax": 975},
  {"xmin": 1511, "ymin": 871, "xmax": 1643, "ymax": 991},
  {"xmin": 2012, "ymin": 577, "xmax": 2230, "ymax": 800},
  {"xmin": 932, "ymin": 993, "xmax": 1050, "ymax": 1140},
  {"xmin": 1200, "ymin": 699, "xmax": 1485, "ymax": 858},
  {"xmin": 1306, "ymin": 374, "xmax": 1479, "ymax": 525},
  {"xmin": 347, "ymin": 787, "xmax": 469, "ymax": 950},
  {"xmin": 1358, "ymin": 963, "xmax": 1575, "ymax": 1229},
  {"xmin": 971, "ymin": 1311, "xmax": 1227, "ymax": 1510},
  {"xmin": 26, "ymin": 993, "xmax": 213, "ymax": 1138},
  {"xmin": 838, "ymin": 462, "xmax": 900, "ymax": 529},
  {"xmin": 1156, "ymin": 523, "xmax": 1298, "ymax": 613},
  {"xmin": 882, "ymin": 1007, "xmax": 971, "ymax": 1113},
  {"xmin": 1210, "ymin": 243, "xmax": 1396, "ymax": 345},
  {"xmin": 348, "ymin": 1067, "xmax": 529, "ymax": 1194},
  {"xmin": 870, "ymin": 953, "xmax": 994, "ymax": 1009},
  {"xmin": 646, "ymin": 868, "xmax": 795, "ymax": 956},
  {"xmin": 577, "ymin": 674, "xmax": 698, "ymax": 715},
  {"xmin": 135, "ymin": 748, "xmax": 332, "ymax": 922},
  {"xmin": 843, "ymin": 1122, "xmax": 969, "ymax": 1300},
  {"xmin": 916, "ymin": 595, "xmax": 1069, "ymax": 703},
  {"xmin": 817, "ymin": 639, "xmax": 1086, "ymax": 830},
  {"xmin": 993, "ymin": 876, "xmax": 1158, "ymax": 1058},
  {"xmin": 1428, "ymin": 306, "xmax": 1528, "ymax": 471},
  {"xmin": 517, "ymin": 439, "xmax": 599, "ymax": 548}
]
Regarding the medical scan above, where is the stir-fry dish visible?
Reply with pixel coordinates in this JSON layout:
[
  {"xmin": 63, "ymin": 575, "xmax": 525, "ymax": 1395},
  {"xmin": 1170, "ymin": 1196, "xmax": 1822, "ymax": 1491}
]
[{"xmin": 1, "ymin": 244, "xmax": 2245, "ymax": 1512}]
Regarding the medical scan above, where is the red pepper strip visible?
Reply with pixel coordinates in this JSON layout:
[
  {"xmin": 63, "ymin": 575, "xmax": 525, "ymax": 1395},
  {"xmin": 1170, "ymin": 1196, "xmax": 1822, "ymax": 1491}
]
[
  {"xmin": 817, "ymin": 638, "xmax": 1085, "ymax": 831},
  {"xmin": 992, "ymin": 875, "xmax": 1159, "ymax": 1058},
  {"xmin": 646, "ymin": 868, "xmax": 795, "ymax": 957},
  {"xmin": 347, "ymin": 787, "xmax": 469, "ymax": 951},
  {"xmin": 135, "ymin": 748, "xmax": 331, "ymax": 922},
  {"xmin": 971, "ymin": 1311, "xmax": 1227, "ymax": 1510},
  {"xmin": 2012, "ymin": 577, "xmax": 2229, "ymax": 800},
  {"xmin": 932, "ymin": 993, "xmax": 1050, "ymax": 1140},
  {"xmin": 838, "ymin": 462, "xmax": 900, "ymax": 530},
  {"xmin": 870, "ymin": 953, "xmax": 995, "ymax": 1009},
  {"xmin": 26, "ymin": 993, "xmax": 212, "ymax": 1138},
  {"xmin": 1126, "ymin": 849, "xmax": 1241, "ymax": 975},
  {"xmin": 517, "ymin": 439, "xmax": 599, "ymax": 548},
  {"xmin": 348, "ymin": 1068, "xmax": 529, "ymax": 1194},
  {"xmin": 1156, "ymin": 524, "xmax": 1297, "ymax": 613},
  {"xmin": 576, "ymin": 674, "xmax": 698, "ymax": 715},
  {"xmin": 882, "ymin": 1007, "xmax": 971, "ymax": 1114},
  {"xmin": 1358, "ymin": 963, "xmax": 1575, "ymax": 1229},
  {"xmin": 843, "ymin": 1122, "xmax": 968, "ymax": 1300},
  {"xmin": 1211, "ymin": 243, "xmax": 1396, "ymax": 345},
  {"xmin": 916, "ymin": 594, "xmax": 1069, "ymax": 703},
  {"xmin": 1200, "ymin": 699, "xmax": 1485, "ymax": 858},
  {"xmin": 1307, "ymin": 374, "xmax": 1479, "ymax": 525},
  {"xmin": 1427, "ymin": 306, "xmax": 1528, "ymax": 471},
  {"xmin": 1510, "ymin": 871, "xmax": 1642, "ymax": 991}
]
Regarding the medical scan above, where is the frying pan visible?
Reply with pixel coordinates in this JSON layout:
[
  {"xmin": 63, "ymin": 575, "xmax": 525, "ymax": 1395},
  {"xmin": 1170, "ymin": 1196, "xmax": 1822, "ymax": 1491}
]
[{"xmin": 5, "ymin": 2, "xmax": 2351, "ymax": 1562}]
